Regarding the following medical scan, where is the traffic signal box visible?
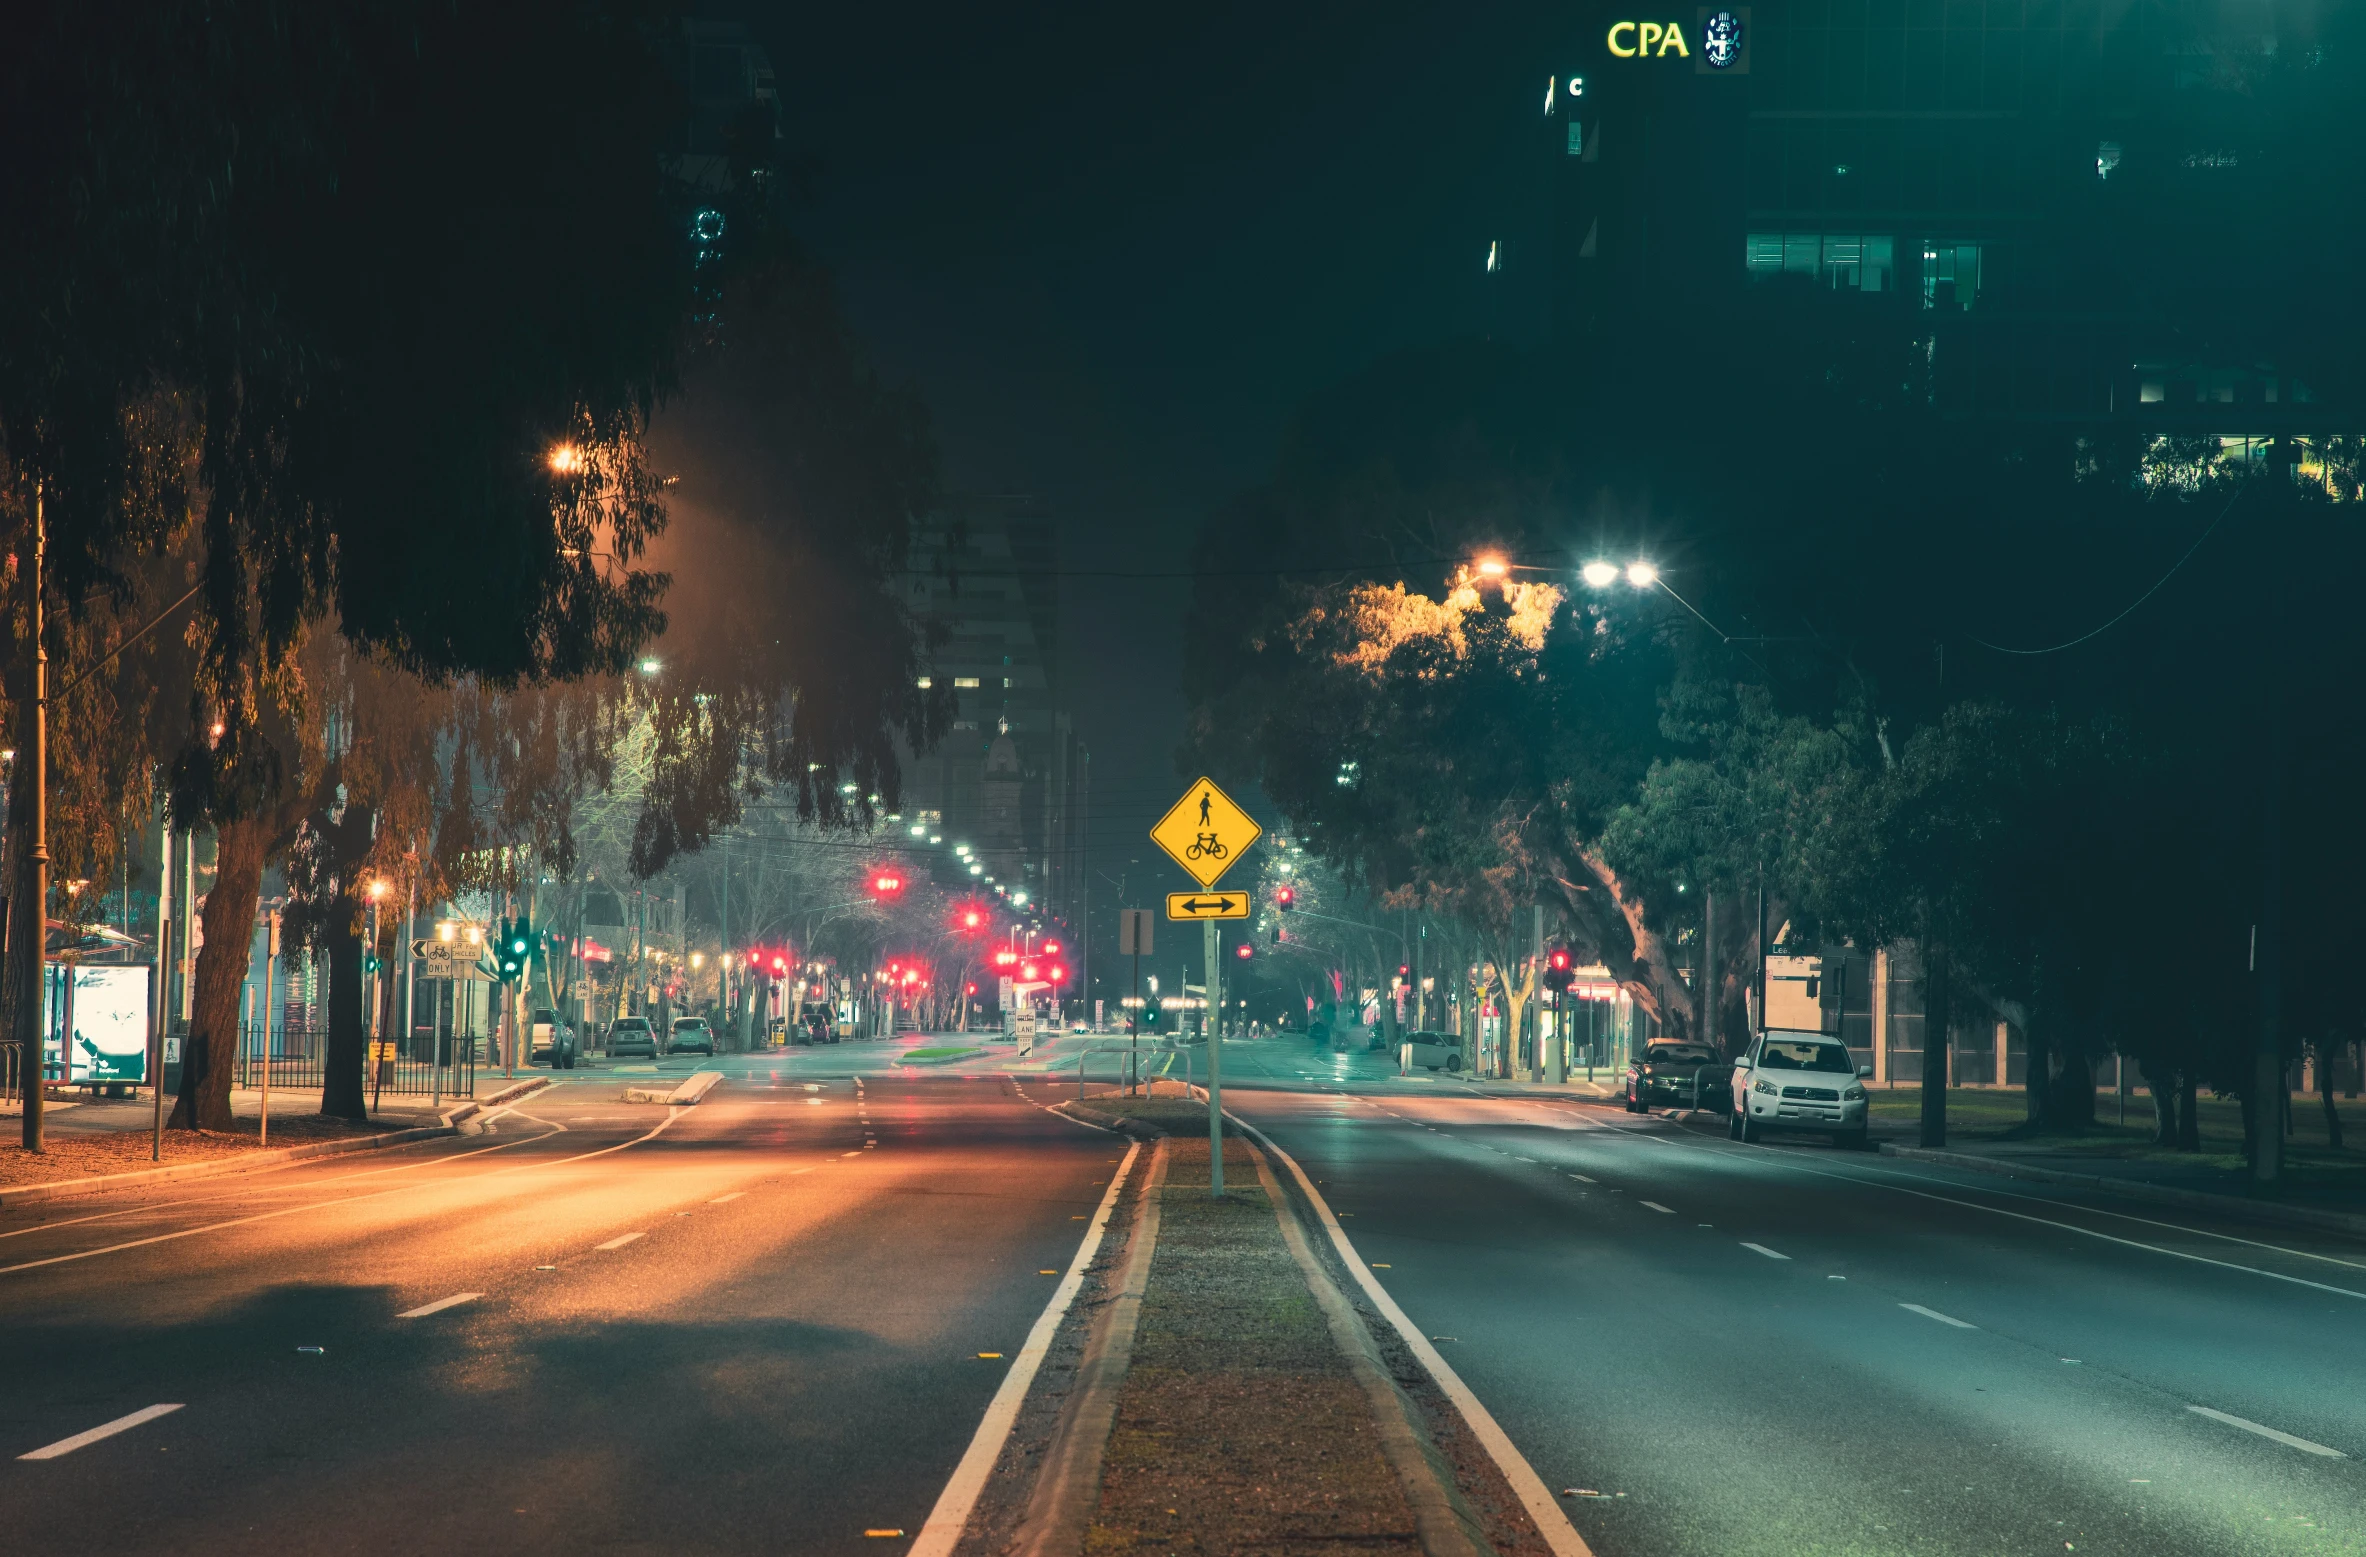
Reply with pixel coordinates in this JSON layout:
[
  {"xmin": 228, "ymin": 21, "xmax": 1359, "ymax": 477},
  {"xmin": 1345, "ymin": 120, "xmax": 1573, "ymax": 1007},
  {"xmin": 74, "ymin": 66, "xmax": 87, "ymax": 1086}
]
[
  {"xmin": 1542, "ymin": 946, "xmax": 1576, "ymax": 993},
  {"xmin": 496, "ymin": 918, "xmax": 534, "ymax": 983}
]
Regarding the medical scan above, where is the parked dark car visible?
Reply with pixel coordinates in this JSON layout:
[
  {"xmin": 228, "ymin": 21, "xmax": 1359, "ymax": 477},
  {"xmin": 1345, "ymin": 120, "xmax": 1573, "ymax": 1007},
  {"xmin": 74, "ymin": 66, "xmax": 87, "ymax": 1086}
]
[
  {"xmin": 608, "ymin": 1017, "xmax": 657, "ymax": 1059},
  {"xmin": 1624, "ymin": 1043, "xmax": 1731, "ymax": 1113},
  {"xmin": 795, "ymin": 1002, "xmax": 838, "ymax": 1046}
]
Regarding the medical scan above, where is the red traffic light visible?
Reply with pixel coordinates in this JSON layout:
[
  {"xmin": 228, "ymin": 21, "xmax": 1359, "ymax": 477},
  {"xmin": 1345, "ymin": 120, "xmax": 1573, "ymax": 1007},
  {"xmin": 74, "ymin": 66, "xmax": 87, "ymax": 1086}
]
[
  {"xmin": 993, "ymin": 949, "xmax": 1018, "ymax": 968},
  {"xmin": 1397, "ymin": 963, "xmax": 1410, "ymax": 978},
  {"xmin": 1275, "ymin": 885, "xmax": 1296, "ymax": 909},
  {"xmin": 1049, "ymin": 964, "xmax": 1068, "ymax": 983},
  {"xmin": 1234, "ymin": 943, "xmax": 1254, "ymax": 960},
  {"xmin": 871, "ymin": 871, "xmax": 905, "ymax": 896},
  {"xmin": 965, "ymin": 982, "xmax": 978, "ymax": 996},
  {"xmin": 1549, "ymin": 947, "xmax": 1573, "ymax": 972},
  {"xmin": 772, "ymin": 955, "xmax": 787, "ymax": 972},
  {"xmin": 1043, "ymin": 939, "xmax": 1062, "ymax": 955},
  {"xmin": 962, "ymin": 910, "xmax": 982, "ymax": 929}
]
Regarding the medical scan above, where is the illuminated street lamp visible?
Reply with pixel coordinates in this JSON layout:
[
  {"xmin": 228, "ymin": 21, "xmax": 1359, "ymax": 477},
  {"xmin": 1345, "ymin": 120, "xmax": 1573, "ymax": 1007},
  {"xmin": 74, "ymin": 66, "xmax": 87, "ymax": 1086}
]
[
  {"xmin": 1626, "ymin": 561, "xmax": 1659, "ymax": 588},
  {"xmin": 1580, "ymin": 560, "xmax": 1620, "ymax": 588},
  {"xmin": 548, "ymin": 443, "xmax": 585, "ymax": 475}
]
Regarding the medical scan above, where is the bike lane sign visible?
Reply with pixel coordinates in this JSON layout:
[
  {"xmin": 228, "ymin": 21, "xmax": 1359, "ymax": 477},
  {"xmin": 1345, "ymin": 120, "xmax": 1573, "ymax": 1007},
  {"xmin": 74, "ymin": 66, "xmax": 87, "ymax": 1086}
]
[{"xmin": 1150, "ymin": 776, "xmax": 1262, "ymax": 889}]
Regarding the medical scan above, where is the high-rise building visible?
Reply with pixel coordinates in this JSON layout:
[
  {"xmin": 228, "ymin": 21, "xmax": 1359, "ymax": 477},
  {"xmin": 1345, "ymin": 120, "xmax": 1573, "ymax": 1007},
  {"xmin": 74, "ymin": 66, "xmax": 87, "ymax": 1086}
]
[
  {"xmin": 900, "ymin": 496, "xmax": 1091, "ymax": 932},
  {"xmin": 1548, "ymin": 1, "xmax": 2357, "ymax": 438}
]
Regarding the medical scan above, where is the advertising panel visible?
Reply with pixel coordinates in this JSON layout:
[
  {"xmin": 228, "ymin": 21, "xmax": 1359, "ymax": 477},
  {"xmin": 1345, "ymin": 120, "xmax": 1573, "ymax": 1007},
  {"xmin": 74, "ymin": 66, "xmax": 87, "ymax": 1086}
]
[{"xmin": 43, "ymin": 964, "xmax": 154, "ymax": 1084}]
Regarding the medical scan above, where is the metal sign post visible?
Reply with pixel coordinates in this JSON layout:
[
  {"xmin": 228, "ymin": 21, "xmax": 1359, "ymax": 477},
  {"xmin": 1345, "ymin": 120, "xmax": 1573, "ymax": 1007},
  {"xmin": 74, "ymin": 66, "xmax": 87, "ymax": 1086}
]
[
  {"xmin": 1119, "ymin": 909, "xmax": 1153, "ymax": 1097},
  {"xmin": 260, "ymin": 911, "xmax": 279, "ymax": 1148},
  {"xmin": 1152, "ymin": 776, "xmax": 1259, "ymax": 1199}
]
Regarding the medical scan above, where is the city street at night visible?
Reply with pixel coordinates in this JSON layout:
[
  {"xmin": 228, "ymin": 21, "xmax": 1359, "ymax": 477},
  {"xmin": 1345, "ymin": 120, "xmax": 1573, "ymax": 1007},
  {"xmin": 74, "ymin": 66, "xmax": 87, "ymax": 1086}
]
[{"xmin": 8, "ymin": 1, "xmax": 2366, "ymax": 1551}]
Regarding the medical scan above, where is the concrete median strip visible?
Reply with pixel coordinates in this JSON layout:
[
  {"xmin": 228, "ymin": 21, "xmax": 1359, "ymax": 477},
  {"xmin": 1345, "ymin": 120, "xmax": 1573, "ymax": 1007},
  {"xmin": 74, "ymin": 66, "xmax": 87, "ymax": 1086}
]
[{"xmin": 622, "ymin": 1070, "xmax": 723, "ymax": 1106}]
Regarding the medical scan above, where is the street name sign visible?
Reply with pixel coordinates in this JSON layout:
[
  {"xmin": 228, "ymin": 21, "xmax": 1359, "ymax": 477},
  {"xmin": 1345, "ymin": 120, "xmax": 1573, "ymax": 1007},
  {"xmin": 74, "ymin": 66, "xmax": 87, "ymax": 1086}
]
[
  {"xmin": 1150, "ymin": 776, "xmax": 1261, "ymax": 889},
  {"xmin": 1166, "ymin": 891, "xmax": 1250, "ymax": 921}
]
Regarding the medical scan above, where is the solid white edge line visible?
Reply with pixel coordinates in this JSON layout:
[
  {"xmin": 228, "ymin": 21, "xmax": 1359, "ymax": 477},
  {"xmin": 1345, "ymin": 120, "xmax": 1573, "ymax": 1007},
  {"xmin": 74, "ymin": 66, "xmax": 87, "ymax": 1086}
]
[
  {"xmin": 19, "ymin": 1403, "xmax": 183, "ymax": 1460},
  {"xmin": 594, "ymin": 1232, "xmax": 644, "ymax": 1251},
  {"xmin": 1238, "ymin": 1117, "xmax": 1595, "ymax": 1557},
  {"xmin": 1741, "ymin": 1242, "xmax": 1790, "ymax": 1260},
  {"xmin": 2186, "ymin": 1404, "xmax": 2347, "ymax": 1458},
  {"xmin": 907, "ymin": 1137, "xmax": 1142, "ymax": 1557},
  {"xmin": 1898, "ymin": 1302, "xmax": 1976, "ymax": 1329},
  {"xmin": 396, "ymin": 1292, "xmax": 483, "ymax": 1319}
]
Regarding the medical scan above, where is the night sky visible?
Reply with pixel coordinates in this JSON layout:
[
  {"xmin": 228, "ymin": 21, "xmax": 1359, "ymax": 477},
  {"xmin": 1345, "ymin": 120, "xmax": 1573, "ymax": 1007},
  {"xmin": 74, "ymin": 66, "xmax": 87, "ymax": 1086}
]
[{"xmin": 743, "ymin": 1, "xmax": 1565, "ymax": 841}]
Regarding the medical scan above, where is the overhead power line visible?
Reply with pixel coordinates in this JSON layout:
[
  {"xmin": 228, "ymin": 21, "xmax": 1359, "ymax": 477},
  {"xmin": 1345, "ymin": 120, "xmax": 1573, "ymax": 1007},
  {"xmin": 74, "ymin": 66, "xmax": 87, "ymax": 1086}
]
[{"xmin": 1969, "ymin": 484, "xmax": 2246, "ymax": 657}]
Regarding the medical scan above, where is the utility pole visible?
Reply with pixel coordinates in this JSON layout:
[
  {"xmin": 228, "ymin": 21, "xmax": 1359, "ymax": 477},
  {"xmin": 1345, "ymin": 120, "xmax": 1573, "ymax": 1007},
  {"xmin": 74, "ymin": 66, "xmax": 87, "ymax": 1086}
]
[
  {"xmin": 1531, "ymin": 903, "xmax": 1545, "ymax": 1083},
  {"xmin": 16, "ymin": 480, "xmax": 48, "ymax": 1152},
  {"xmin": 151, "ymin": 809, "xmax": 171, "ymax": 1161}
]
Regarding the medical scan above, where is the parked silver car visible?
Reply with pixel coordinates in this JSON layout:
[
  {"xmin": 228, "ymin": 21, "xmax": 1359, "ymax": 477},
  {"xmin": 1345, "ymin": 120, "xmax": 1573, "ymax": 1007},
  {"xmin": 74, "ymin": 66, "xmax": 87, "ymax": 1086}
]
[
  {"xmin": 608, "ymin": 1017, "xmax": 657, "ymax": 1059},
  {"xmin": 1399, "ymin": 1031, "xmax": 1464, "ymax": 1073},
  {"xmin": 529, "ymin": 1009, "xmax": 579, "ymax": 1069},
  {"xmin": 667, "ymin": 1017, "xmax": 716, "ymax": 1057}
]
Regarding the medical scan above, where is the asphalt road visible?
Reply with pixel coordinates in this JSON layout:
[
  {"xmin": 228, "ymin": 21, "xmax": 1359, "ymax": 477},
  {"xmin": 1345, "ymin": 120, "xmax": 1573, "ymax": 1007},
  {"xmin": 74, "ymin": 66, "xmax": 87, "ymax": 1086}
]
[
  {"xmin": 1234, "ymin": 1085, "xmax": 2366, "ymax": 1557},
  {"xmin": 0, "ymin": 1064, "xmax": 1123, "ymax": 1555}
]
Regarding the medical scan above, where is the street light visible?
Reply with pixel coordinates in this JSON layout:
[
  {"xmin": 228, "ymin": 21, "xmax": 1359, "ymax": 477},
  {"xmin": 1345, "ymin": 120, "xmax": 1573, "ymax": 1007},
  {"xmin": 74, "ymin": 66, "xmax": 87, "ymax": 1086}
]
[
  {"xmin": 1474, "ymin": 555, "xmax": 1508, "ymax": 579},
  {"xmin": 1580, "ymin": 560, "xmax": 1620, "ymax": 588},
  {"xmin": 548, "ymin": 443, "xmax": 585, "ymax": 475},
  {"xmin": 1626, "ymin": 561, "xmax": 1659, "ymax": 588}
]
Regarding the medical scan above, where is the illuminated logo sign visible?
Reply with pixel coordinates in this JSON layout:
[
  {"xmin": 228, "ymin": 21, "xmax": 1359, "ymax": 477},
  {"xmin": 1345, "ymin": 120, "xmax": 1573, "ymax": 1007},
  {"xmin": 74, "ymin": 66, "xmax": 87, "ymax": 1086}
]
[
  {"xmin": 1606, "ymin": 20, "xmax": 1689, "ymax": 58},
  {"xmin": 1703, "ymin": 10, "xmax": 1743, "ymax": 67}
]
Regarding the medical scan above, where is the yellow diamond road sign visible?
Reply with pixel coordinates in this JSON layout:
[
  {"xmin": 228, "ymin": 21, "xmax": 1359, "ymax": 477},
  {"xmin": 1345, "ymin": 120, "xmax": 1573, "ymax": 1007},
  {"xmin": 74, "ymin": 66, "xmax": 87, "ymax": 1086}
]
[{"xmin": 1151, "ymin": 777, "xmax": 1262, "ymax": 889}]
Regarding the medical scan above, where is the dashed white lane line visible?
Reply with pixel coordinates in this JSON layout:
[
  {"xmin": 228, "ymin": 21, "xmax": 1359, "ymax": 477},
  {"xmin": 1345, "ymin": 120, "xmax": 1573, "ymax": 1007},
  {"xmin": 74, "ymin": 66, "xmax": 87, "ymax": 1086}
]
[
  {"xmin": 594, "ymin": 1232, "xmax": 644, "ymax": 1251},
  {"xmin": 1640, "ymin": 1201, "xmax": 1674, "ymax": 1214},
  {"xmin": 1899, "ymin": 1302, "xmax": 1977, "ymax": 1329},
  {"xmin": 396, "ymin": 1292, "xmax": 482, "ymax": 1319},
  {"xmin": 19, "ymin": 1404, "xmax": 183, "ymax": 1460},
  {"xmin": 1741, "ymin": 1242, "xmax": 1791, "ymax": 1260},
  {"xmin": 2186, "ymin": 1405, "xmax": 2347, "ymax": 1458},
  {"xmin": 1568, "ymin": 1173, "xmax": 1595, "ymax": 1183},
  {"xmin": 709, "ymin": 1192, "xmax": 745, "ymax": 1203}
]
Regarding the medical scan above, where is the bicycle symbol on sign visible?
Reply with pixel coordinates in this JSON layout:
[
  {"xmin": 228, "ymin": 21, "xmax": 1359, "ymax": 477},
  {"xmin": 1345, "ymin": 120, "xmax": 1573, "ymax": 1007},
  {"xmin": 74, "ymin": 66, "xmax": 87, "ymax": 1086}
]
[{"xmin": 1184, "ymin": 831, "xmax": 1229, "ymax": 863}]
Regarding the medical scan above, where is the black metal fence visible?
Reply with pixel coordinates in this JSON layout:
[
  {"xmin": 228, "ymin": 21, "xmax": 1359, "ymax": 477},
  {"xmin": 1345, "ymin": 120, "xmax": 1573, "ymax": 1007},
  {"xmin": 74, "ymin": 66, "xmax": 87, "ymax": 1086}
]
[{"xmin": 234, "ymin": 1023, "xmax": 480, "ymax": 1098}]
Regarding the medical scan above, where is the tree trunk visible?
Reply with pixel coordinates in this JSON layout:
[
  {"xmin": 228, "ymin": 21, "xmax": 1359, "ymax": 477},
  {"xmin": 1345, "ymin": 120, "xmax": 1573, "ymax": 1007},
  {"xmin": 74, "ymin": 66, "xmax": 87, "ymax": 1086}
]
[
  {"xmin": 2318, "ymin": 1043, "xmax": 2344, "ymax": 1149},
  {"xmin": 171, "ymin": 816, "xmax": 269, "ymax": 1132},
  {"xmin": 322, "ymin": 920, "xmax": 367, "ymax": 1119},
  {"xmin": 1919, "ymin": 937, "xmax": 1948, "ymax": 1148},
  {"xmin": 2024, "ymin": 1016, "xmax": 2053, "ymax": 1129},
  {"xmin": 2141, "ymin": 1060, "xmax": 2178, "ymax": 1146},
  {"xmin": 2051, "ymin": 1049, "xmax": 2096, "ymax": 1128},
  {"xmin": 2175, "ymin": 1071, "xmax": 2200, "ymax": 1151},
  {"xmin": 315, "ymin": 800, "xmax": 376, "ymax": 1120}
]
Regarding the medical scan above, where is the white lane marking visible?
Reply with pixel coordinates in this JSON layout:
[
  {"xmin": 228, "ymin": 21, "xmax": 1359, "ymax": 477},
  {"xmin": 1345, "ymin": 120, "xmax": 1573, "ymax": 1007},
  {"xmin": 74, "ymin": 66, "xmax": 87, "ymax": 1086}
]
[
  {"xmin": 1640, "ymin": 1201, "xmax": 1674, "ymax": 1214},
  {"xmin": 19, "ymin": 1403, "xmax": 183, "ymax": 1460},
  {"xmin": 1568, "ymin": 1173, "xmax": 1595, "ymax": 1183},
  {"xmin": 1899, "ymin": 1303, "xmax": 1977, "ymax": 1329},
  {"xmin": 2187, "ymin": 1405, "xmax": 2347, "ymax": 1458},
  {"xmin": 397, "ymin": 1292, "xmax": 483, "ymax": 1319},
  {"xmin": 1742, "ymin": 1243, "xmax": 1791, "ymax": 1260},
  {"xmin": 594, "ymin": 1232, "xmax": 645, "ymax": 1250},
  {"xmin": 0, "ymin": 1118, "xmax": 572, "ymax": 1245},
  {"xmin": 1236, "ymin": 1119, "xmax": 1595, "ymax": 1557},
  {"xmin": 1678, "ymin": 1140, "xmax": 2366, "ymax": 1301},
  {"xmin": 0, "ymin": 1111, "xmax": 693, "ymax": 1279},
  {"xmin": 908, "ymin": 1140, "xmax": 1143, "ymax": 1557},
  {"xmin": 708, "ymin": 1192, "xmax": 745, "ymax": 1204}
]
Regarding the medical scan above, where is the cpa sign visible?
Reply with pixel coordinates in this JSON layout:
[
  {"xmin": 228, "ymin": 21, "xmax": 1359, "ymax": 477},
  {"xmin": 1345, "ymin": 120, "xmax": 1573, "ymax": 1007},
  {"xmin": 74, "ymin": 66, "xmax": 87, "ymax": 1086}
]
[
  {"xmin": 1605, "ymin": 9, "xmax": 1748, "ymax": 70},
  {"xmin": 1606, "ymin": 20, "xmax": 1690, "ymax": 58}
]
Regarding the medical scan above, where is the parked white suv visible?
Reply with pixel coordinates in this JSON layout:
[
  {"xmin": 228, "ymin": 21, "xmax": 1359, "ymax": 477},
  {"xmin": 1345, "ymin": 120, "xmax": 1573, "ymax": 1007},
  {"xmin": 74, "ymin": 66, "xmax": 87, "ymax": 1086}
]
[{"xmin": 1730, "ymin": 1033, "xmax": 1871, "ymax": 1149}]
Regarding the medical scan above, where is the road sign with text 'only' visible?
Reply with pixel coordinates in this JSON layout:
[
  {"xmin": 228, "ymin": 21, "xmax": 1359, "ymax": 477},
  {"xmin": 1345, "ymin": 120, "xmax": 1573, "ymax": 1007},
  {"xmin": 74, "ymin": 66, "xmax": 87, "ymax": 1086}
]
[{"xmin": 1150, "ymin": 776, "xmax": 1261, "ymax": 889}]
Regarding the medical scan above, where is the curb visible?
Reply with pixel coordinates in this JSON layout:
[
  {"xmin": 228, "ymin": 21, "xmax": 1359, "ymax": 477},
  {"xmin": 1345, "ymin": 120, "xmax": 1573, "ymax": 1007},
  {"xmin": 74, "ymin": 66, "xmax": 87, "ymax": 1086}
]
[
  {"xmin": 624, "ymin": 1070, "xmax": 723, "ymax": 1106},
  {"xmin": 1244, "ymin": 1137, "xmax": 1493, "ymax": 1557},
  {"xmin": 0, "ymin": 1076, "xmax": 551, "ymax": 1210},
  {"xmin": 1878, "ymin": 1142, "xmax": 2366, "ymax": 1238},
  {"xmin": 1011, "ymin": 1137, "xmax": 1173, "ymax": 1557},
  {"xmin": 1049, "ymin": 1100, "xmax": 1166, "ymax": 1142}
]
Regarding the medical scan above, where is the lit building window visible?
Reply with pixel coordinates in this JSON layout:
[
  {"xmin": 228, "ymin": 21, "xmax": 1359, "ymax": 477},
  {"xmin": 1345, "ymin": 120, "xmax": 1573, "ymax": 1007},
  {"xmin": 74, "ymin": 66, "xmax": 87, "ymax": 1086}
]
[
  {"xmin": 915, "ymin": 676, "xmax": 933, "ymax": 688},
  {"xmin": 1744, "ymin": 234, "xmax": 1892, "ymax": 292},
  {"xmin": 1922, "ymin": 243, "xmax": 1981, "ymax": 310},
  {"xmin": 954, "ymin": 676, "xmax": 981, "ymax": 689}
]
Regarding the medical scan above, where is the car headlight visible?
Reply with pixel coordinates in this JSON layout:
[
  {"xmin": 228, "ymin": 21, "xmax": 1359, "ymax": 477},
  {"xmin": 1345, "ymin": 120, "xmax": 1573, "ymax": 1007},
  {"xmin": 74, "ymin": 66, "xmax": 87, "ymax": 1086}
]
[
  {"xmin": 1844, "ymin": 1085, "xmax": 1866, "ymax": 1100},
  {"xmin": 1754, "ymin": 1078, "xmax": 1777, "ymax": 1096}
]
